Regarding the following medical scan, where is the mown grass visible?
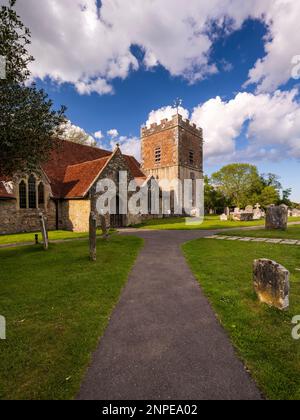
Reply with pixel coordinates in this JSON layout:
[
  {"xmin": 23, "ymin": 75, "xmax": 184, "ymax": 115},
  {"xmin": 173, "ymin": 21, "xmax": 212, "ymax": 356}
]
[
  {"xmin": 220, "ymin": 224, "xmax": 300, "ymax": 240},
  {"xmin": 183, "ymin": 239, "xmax": 300, "ymax": 400},
  {"xmin": 135, "ymin": 215, "xmax": 300, "ymax": 231},
  {"xmin": 0, "ymin": 230, "xmax": 106, "ymax": 246},
  {"xmin": 0, "ymin": 235, "xmax": 143, "ymax": 400},
  {"xmin": 134, "ymin": 215, "xmax": 265, "ymax": 230}
]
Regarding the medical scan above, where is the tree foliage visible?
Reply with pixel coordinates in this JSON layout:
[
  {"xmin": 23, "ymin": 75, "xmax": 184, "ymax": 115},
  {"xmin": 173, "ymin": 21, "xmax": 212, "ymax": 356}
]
[
  {"xmin": 206, "ymin": 163, "xmax": 290, "ymax": 211},
  {"xmin": 0, "ymin": 0, "xmax": 66, "ymax": 177},
  {"xmin": 211, "ymin": 164, "xmax": 261, "ymax": 208}
]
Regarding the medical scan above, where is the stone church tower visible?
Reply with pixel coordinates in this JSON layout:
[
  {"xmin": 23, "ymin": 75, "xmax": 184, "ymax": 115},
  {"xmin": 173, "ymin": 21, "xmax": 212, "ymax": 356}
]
[{"xmin": 141, "ymin": 114, "xmax": 203, "ymax": 210}]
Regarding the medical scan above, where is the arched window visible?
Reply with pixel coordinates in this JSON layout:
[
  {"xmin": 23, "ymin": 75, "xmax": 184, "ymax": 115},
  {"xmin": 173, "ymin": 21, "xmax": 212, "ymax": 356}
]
[
  {"xmin": 28, "ymin": 175, "xmax": 37, "ymax": 209},
  {"xmin": 38, "ymin": 182, "xmax": 45, "ymax": 208},
  {"xmin": 19, "ymin": 181, "xmax": 27, "ymax": 209}
]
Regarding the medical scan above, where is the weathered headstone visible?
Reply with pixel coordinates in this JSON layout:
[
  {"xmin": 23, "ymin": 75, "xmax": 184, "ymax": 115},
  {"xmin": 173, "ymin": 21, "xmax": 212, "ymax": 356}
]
[
  {"xmin": 253, "ymin": 259, "xmax": 290, "ymax": 310},
  {"xmin": 240, "ymin": 213, "xmax": 253, "ymax": 222},
  {"xmin": 220, "ymin": 213, "xmax": 228, "ymax": 221},
  {"xmin": 89, "ymin": 211, "xmax": 97, "ymax": 261},
  {"xmin": 39, "ymin": 213, "xmax": 49, "ymax": 250},
  {"xmin": 265, "ymin": 205, "xmax": 288, "ymax": 230},
  {"xmin": 245, "ymin": 205, "xmax": 254, "ymax": 213}
]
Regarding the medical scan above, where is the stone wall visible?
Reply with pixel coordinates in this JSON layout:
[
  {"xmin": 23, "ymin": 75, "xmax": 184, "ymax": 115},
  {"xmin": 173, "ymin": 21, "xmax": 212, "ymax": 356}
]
[
  {"xmin": 0, "ymin": 174, "xmax": 56, "ymax": 235},
  {"xmin": 0, "ymin": 198, "xmax": 56, "ymax": 234},
  {"xmin": 59, "ymin": 199, "xmax": 91, "ymax": 232}
]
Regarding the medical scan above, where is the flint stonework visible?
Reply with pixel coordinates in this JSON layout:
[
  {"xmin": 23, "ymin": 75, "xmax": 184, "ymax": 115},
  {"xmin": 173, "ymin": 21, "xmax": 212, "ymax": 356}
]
[{"xmin": 253, "ymin": 259, "xmax": 290, "ymax": 310}]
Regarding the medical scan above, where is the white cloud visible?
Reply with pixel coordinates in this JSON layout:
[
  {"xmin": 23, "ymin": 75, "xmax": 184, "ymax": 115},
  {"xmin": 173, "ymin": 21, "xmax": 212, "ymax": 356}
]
[
  {"xmin": 13, "ymin": 0, "xmax": 297, "ymax": 95},
  {"xmin": 94, "ymin": 130, "xmax": 104, "ymax": 140},
  {"xmin": 107, "ymin": 129, "xmax": 119, "ymax": 139},
  {"xmin": 146, "ymin": 106, "xmax": 190, "ymax": 126},
  {"xmin": 245, "ymin": 1, "xmax": 300, "ymax": 92},
  {"xmin": 191, "ymin": 89, "xmax": 300, "ymax": 163},
  {"xmin": 111, "ymin": 136, "xmax": 141, "ymax": 161},
  {"xmin": 59, "ymin": 121, "xmax": 96, "ymax": 146}
]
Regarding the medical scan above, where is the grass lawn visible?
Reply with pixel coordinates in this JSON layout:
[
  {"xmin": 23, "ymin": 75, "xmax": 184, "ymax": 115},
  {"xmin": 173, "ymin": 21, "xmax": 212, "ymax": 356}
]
[
  {"xmin": 134, "ymin": 215, "xmax": 300, "ymax": 231},
  {"xmin": 0, "ymin": 235, "xmax": 143, "ymax": 400},
  {"xmin": 220, "ymin": 224, "xmax": 300, "ymax": 240},
  {"xmin": 0, "ymin": 229, "xmax": 106, "ymax": 246},
  {"xmin": 183, "ymin": 239, "xmax": 300, "ymax": 400}
]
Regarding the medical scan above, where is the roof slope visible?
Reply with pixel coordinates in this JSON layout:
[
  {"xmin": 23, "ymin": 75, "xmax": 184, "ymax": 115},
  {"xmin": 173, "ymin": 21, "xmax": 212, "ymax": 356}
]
[
  {"xmin": 62, "ymin": 156, "xmax": 111, "ymax": 199},
  {"xmin": 42, "ymin": 140, "xmax": 112, "ymax": 198},
  {"xmin": 0, "ymin": 140, "xmax": 146, "ymax": 199}
]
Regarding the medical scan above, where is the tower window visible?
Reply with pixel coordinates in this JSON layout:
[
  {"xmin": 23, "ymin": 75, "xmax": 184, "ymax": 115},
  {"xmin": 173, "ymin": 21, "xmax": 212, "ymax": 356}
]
[
  {"xmin": 19, "ymin": 181, "xmax": 27, "ymax": 209},
  {"xmin": 155, "ymin": 147, "xmax": 161, "ymax": 164},
  {"xmin": 189, "ymin": 150, "xmax": 194, "ymax": 165},
  {"xmin": 28, "ymin": 175, "xmax": 37, "ymax": 209}
]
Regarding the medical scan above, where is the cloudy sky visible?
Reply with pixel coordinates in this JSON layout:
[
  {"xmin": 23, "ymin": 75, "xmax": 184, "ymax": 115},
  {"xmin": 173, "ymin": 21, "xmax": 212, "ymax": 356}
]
[{"xmin": 11, "ymin": 0, "xmax": 300, "ymax": 201}]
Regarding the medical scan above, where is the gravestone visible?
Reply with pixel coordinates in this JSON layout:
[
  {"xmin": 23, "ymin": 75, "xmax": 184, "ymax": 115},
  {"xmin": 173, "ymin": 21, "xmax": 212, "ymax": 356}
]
[
  {"xmin": 253, "ymin": 259, "xmax": 290, "ymax": 310},
  {"xmin": 220, "ymin": 213, "xmax": 228, "ymax": 221},
  {"xmin": 240, "ymin": 213, "xmax": 253, "ymax": 222},
  {"xmin": 265, "ymin": 205, "xmax": 288, "ymax": 230},
  {"xmin": 39, "ymin": 213, "xmax": 48, "ymax": 250},
  {"xmin": 245, "ymin": 205, "xmax": 254, "ymax": 213},
  {"xmin": 292, "ymin": 209, "xmax": 300, "ymax": 217},
  {"xmin": 253, "ymin": 203, "xmax": 262, "ymax": 220}
]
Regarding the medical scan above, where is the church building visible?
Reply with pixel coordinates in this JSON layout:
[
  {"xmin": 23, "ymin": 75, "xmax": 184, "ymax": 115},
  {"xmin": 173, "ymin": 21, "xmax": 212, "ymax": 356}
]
[{"xmin": 0, "ymin": 114, "xmax": 203, "ymax": 234}]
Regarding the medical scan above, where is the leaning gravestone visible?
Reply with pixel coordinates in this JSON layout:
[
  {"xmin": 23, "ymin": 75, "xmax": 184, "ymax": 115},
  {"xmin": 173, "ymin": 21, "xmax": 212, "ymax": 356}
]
[
  {"xmin": 253, "ymin": 259, "xmax": 290, "ymax": 310},
  {"xmin": 265, "ymin": 205, "xmax": 288, "ymax": 230},
  {"xmin": 39, "ymin": 213, "xmax": 49, "ymax": 250}
]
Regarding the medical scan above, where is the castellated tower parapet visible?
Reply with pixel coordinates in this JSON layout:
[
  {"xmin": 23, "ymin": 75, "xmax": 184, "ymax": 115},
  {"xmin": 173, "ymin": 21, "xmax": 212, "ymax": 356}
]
[{"xmin": 141, "ymin": 114, "xmax": 203, "ymax": 141}]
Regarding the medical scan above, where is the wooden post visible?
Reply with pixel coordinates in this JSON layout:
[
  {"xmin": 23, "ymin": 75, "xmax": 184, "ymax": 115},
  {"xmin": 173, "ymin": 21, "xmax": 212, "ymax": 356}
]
[
  {"xmin": 89, "ymin": 211, "xmax": 97, "ymax": 261},
  {"xmin": 39, "ymin": 213, "xmax": 49, "ymax": 250},
  {"xmin": 100, "ymin": 214, "xmax": 109, "ymax": 240}
]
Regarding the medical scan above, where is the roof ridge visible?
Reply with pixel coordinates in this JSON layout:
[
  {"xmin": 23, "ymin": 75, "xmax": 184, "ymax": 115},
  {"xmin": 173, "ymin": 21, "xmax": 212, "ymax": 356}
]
[
  {"xmin": 66, "ymin": 155, "xmax": 111, "ymax": 169},
  {"xmin": 58, "ymin": 138, "xmax": 112, "ymax": 155}
]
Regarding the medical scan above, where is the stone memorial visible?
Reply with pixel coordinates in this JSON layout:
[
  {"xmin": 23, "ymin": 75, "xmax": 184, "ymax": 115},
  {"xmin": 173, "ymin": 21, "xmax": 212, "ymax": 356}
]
[
  {"xmin": 245, "ymin": 205, "xmax": 254, "ymax": 213},
  {"xmin": 253, "ymin": 203, "xmax": 263, "ymax": 220},
  {"xmin": 265, "ymin": 205, "xmax": 288, "ymax": 230},
  {"xmin": 253, "ymin": 259, "xmax": 290, "ymax": 310},
  {"xmin": 220, "ymin": 213, "xmax": 228, "ymax": 221}
]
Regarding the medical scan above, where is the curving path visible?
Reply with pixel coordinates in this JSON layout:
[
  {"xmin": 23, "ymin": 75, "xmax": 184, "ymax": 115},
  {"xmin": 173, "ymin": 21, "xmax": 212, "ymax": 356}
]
[{"xmin": 77, "ymin": 229, "xmax": 262, "ymax": 400}]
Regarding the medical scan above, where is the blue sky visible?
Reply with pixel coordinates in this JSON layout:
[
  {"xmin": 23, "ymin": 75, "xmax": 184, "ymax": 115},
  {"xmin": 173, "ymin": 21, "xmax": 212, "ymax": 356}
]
[{"xmin": 15, "ymin": 0, "xmax": 300, "ymax": 201}]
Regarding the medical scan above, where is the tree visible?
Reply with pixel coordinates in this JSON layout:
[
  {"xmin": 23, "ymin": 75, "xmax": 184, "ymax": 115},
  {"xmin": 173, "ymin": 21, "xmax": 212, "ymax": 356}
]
[
  {"xmin": 58, "ymin": 121, "xmax": 97, "ymax": 147},
  {"xmin": 260, "ymin": 173, "xmax": 282, "ymax": 191},
  {"xmin": 0, "ymin": 0, "xmax": 33, "ymax": 83},
  {"xmin": 0, "ymin": 0, "xmax": 66, "ymax": 177},
  {"xmin": 279, "ymin": 188, "xmax": 292, "ymax": 207},
  {"xmin": 211, "ymin": 163, "xmax": 261, "ymax": 208},
  {"xmin": 259, "ymin": 186, "xmax": 280, "ymax": 208},
  {"xmin": 204, "ymin": 176, "xmax": 227, "ymax": 213}
]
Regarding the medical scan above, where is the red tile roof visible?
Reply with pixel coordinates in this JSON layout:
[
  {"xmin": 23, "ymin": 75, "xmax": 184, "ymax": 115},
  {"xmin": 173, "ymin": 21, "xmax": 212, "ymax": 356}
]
[
  {"xmin": 0, "ymin": 140, "xmax": 146, "ymax": 199},
  {"xmin": 62, "ymin": 156, "xmax": 111, "ymax": 199},
  {"xmin": 42, "ymin": 140, "xmax": 112, "ymax": 198}
]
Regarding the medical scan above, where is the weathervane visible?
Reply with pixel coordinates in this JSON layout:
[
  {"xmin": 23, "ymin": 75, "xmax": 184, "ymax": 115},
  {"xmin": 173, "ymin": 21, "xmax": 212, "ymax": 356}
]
[{"xmin": 173, "ymin": 98, "xmax": 183, "ymax": 115}]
